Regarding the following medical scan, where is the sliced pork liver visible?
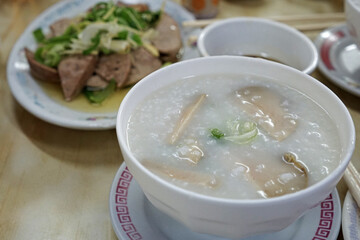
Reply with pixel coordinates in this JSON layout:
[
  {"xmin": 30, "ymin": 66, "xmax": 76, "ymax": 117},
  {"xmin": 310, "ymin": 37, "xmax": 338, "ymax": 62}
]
[
  {"xmin": 95, "ymin": 53, "xmax": 131, "ymax": 88},
  {"xmin": 86, "ymin": 75, "xmax": 108, "ymax": 89},
  {"xmin": 24, "ymin": 48, "xmax": 60, "ymax": 83},
  {"xmin": 125, "ymin": 47, "xmax": 162, "ymax": 86},
  {"xmin": 152, "ymin": 13, "xmax": 182, "ymax": 61},
  {"xmin": 58, "ymin": 55, "xmax": 97, "ymax": 101}
]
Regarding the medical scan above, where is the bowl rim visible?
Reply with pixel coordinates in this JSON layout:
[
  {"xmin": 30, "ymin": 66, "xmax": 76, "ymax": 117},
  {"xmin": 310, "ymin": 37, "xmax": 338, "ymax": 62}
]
[
  {"xmin": 116, "ymin": 56, "xmax": 355, "ymax": 206},
  {"xmin": 197, "ymin": 17, "xmax": 319, "ymax": 74}
]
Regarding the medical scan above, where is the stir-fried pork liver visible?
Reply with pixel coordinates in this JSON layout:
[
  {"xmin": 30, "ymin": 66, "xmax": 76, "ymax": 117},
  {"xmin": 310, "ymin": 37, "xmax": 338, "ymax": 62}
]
[{"xmin": 58, "ymin": 55, "xmax": 97, "ymax": 101}]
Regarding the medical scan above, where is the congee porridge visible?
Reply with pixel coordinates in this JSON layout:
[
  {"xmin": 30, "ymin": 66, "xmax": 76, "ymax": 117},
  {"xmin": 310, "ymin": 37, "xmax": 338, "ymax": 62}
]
[{"xmin": 126, "ymin": 74, "xmax": 341, "ymax": 199}]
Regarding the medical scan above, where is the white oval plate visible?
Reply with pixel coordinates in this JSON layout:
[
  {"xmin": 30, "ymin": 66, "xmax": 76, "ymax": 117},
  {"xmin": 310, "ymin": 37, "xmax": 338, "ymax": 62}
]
[
  {"xmin": 109, "ymin": 163, "xmax": 341, "ymax": 240},
  {"xmin": 342, "ymin": 191, "xmax": 360, "ymax": 240},
  {"xmin": 7, "ymin": 0, "xmax": 200, "ymax": 130},
  {"xmin": 314, "ymin": 24, "xmax": 360, "ymax": 97}
]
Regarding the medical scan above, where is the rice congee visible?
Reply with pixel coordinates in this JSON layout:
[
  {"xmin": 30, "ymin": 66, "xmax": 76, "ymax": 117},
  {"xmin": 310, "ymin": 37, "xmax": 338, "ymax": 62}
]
[{"xmin": 126, "ymin": 74, "xmax": 341, "ymax": 199}]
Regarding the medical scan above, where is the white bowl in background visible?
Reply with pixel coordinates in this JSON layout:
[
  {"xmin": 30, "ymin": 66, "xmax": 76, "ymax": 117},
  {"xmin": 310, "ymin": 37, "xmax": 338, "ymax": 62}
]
[
  {"xmin": 197, "ymin": 18, "xmax": 318, "ymax": 74},
  {"xmin": 345, "ymin": 0, "xmax": 360, "ymax": 47},
  {"xmin": 116, "ymin": 56, "xmax": 354, "ymax": 239}
]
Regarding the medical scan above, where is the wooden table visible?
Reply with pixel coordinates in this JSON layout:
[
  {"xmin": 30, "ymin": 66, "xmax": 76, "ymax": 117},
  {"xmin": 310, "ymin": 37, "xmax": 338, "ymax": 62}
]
[{"xmin": 0, "ymin": 0, "xmax": 358, "ymax": 239}]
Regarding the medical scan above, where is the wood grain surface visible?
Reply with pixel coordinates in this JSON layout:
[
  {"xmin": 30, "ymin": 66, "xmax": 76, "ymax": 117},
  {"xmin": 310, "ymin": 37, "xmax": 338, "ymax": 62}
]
[{"xmin": 0, "ymin": 0, "xmax": 358, "ymax": 239}]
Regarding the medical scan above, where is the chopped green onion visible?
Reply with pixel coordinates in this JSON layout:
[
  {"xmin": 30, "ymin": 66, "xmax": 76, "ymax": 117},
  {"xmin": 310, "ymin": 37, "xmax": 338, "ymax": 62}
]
[
  {"xmin": 44, "ymin": 35, "xmax": 74, "ymax": 44},
  {"xmin": 33, "ymin": 28, "xmax": 45, "ymax": 43},
  {"xmin": 131, "ymin": 33, "xmax": 142, "ymax": 45},
  {"xmin": 117, "ymin": 30, "xmax": 128, "ymax": 40},
  {"xmin": 103, "ymin": 5, "xmax": 116, "ymax": 20},
  {"xmin": 210, "ymin": 128, "xmax": 225, "ymax": 139},
  {"xmin": 210, "ymin": 121, "xmax": 258, "ymax": 144},
  {"xmin": 224, "ymin": 127, "xmax": 258, "ymax": 144},
  {"xmin": 118, "ymin": 8, "xmax": 146, "ymax": 30},
  {"xmin": 83, "ymin": 79, "xmax": 116, "ymax": 104},
  {"xmin": 117, "ymin": 17, "xmax": 129, "ymax": 26}
]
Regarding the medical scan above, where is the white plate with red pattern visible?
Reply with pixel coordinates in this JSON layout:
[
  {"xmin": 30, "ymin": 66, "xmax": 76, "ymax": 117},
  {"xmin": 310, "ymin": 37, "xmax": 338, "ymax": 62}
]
[
  {"xmin": 109, "ymin": 163, "xmax": 341, "ymax": 240},
  {"xmin": 314, "ymin": 24, "xmax": 360, "ymax": 97}
]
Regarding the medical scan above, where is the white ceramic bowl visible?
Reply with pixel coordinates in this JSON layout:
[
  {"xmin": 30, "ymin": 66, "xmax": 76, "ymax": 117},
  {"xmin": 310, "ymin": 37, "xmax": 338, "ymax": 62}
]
[
  {"xmin": 116, "ymin": 56, "xmax": 355, "ymax": 239},
  {"xmin": 197, "ymin": 17, "xmax": 318, "ymax": 74},
  {"xmin": 345, "ymin": 0, "xmax": 360, "ymax": 47}
]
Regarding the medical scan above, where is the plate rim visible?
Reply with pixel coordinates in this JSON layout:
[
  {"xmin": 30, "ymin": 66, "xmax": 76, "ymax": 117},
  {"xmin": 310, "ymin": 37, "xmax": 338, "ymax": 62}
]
[{"xmin": 314, "ymin": 23, "xmax": 360, "ymax": 97}]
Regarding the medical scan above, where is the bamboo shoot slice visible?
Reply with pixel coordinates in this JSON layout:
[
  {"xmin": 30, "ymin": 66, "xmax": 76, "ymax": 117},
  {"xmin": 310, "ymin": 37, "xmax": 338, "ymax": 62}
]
[
  {"xmin": 169, "ymin": 94, "xmax": 207, "ymax": 144},
  {"xmin": 249, "ymin": 153, "xmax": 308, "ymax": 198}
]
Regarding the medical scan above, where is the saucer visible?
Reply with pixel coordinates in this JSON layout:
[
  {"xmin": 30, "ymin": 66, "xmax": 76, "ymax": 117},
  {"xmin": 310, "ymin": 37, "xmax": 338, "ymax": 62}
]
[
  {"xmin": 342, "ymin": 191, "xmax": 360, "ymax": 240},
  {"xmin": 109, "ymin": 163, "xmax": 341, "ymax": 240},
  {"xmin": 314, "ymin": 24, "xmax": 360, "ymax": 97}
]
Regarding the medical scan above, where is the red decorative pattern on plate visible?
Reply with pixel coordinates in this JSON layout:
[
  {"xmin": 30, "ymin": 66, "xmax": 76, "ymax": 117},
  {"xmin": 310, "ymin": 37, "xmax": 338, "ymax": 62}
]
[
  {"xmin": 320, "ymin": 31, "xmax": 345, "ymax": 70},
  {"xmin": 312, "ymin": 194, "xmax": 334, "ymax": 240},
  {"xmin": 115, "ymin": 167, "xmax": 143, "ymax": 240},
  {"xmin": 115, "ymin": 167, "xmax": 335, "ymax": 240}
]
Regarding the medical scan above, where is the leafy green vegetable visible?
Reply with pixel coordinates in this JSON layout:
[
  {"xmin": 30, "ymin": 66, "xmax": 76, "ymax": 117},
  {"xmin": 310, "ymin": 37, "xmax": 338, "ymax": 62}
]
[
  {"xmin": 209, "ymin": 120, "xmax": 258, "ymax": 144},
  {"xmin": 210, "ymin": 128, "xmax": 225, "ymax": 139},
  {"xmin": 83, "ymin": 80, "xmax": 116, "ymax": 104},
  {"xmin": 33, "ymin": 28, "xmax": 45, "ymax": 43}
]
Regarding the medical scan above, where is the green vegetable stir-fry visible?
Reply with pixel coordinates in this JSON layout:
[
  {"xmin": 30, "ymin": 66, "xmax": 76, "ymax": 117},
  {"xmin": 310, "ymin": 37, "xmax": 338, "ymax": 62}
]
[
  {"xmin": 31, "ymin": 1, "xmax": 163, "ymax": 103},
  {"xmin": 33, "ymin": 1, "xmax": 161, "ymax": 67}
]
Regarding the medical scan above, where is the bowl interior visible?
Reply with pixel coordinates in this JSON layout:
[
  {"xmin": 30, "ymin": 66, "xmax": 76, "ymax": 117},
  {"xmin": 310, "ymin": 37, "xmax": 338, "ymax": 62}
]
[
  {"xmin": 198, "ymin": 18, "xmax": 318, "ymax": 73},
  {"xmin": 117, "ymin": 56, "xmax": 354, "ymax": 203}
]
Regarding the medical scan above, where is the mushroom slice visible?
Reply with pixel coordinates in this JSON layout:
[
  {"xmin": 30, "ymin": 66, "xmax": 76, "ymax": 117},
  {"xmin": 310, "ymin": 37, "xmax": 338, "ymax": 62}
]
[
  {"xmin": 282, "ymin": 152, "xmax": 308, "ymax": 185},
  {"xmin": 248, "ymin": 153, "xmax": 308, "ymax": 198},
  {"xmin": 169, "ymin": 94, "xmax": 207, "ymax": 144},
  {"xmin": 142, "ymin": 161, "xmax": 219, "ymax": 188},
  {"xmin": 235, "ymin": 86, "xmax": 297, "ymax": 141}
]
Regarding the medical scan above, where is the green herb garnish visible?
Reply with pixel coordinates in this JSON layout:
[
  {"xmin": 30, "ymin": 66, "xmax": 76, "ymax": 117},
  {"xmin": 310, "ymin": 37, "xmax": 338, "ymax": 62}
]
[{"xmin": 210, "ymin": 128, "xmax": 225, "ymax": 139}]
